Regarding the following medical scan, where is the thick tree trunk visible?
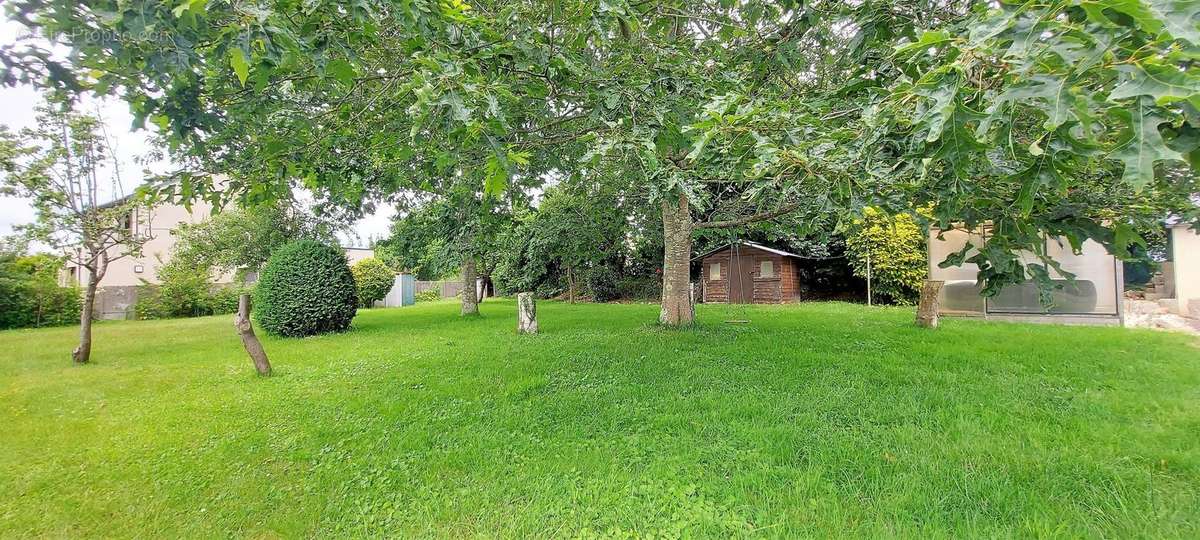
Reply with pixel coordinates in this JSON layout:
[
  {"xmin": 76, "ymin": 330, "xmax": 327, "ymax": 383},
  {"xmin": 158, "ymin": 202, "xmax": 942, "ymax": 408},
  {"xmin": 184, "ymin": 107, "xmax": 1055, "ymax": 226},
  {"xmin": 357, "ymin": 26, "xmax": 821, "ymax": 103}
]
[
  {"xmin": 517, "ymin": 292, "xmax": 538, "ymax": 334},
  {"xmin": 235, "ymin": 294, "xmax": 272, "ymax": 376},
  {"xmin": 72, "ymin": 276, "xmax": 98, "ymax": 364},
  {"xmin": 659, "ymin": 194, "xmax": 695, "ymax": 326},
  {"xmin": 915, "ymin": 280, "xmax": 944, "ymax": 328},
  {"xmin": 461, "ymin": 258, "xmax": 480, "ymax": 316}
]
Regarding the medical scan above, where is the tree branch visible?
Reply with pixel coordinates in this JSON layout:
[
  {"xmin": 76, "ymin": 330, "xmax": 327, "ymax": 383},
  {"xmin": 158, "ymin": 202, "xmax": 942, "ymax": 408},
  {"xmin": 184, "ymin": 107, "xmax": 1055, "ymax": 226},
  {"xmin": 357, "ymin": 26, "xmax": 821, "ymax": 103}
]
[{"xmin": 694, "ymin": 202, "xmax": 803, "ymax": 229}]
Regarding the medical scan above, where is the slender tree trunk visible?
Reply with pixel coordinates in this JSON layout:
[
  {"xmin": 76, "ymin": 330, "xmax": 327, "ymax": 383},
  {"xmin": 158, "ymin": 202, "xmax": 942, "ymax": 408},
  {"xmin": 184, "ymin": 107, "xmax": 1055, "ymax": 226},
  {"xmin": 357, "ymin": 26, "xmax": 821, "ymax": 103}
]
[
  {"xmin": 73, "ymin": 275, "xmax": 98, "ymax": 364},
  {"xmin": 659, "ymin": 193, "xmax": 695, "ymax": 326},
  {"xmin": 568, "ymin": 265, "xmax": 575, "ymax": 303},
  {"xmin": 235, "ymin": 294, "xmax": 272, "ymax": 376},
  {"xmin": 461, "ymin": 258, "xmax": 480, "ymax": 316},
  {"xmin": 478, "ymin": 274, "xmax": 491, "ymax": 303},
  {"xmin": 915, "ymin": 280, "xmax": 944, "ymax": 328}
]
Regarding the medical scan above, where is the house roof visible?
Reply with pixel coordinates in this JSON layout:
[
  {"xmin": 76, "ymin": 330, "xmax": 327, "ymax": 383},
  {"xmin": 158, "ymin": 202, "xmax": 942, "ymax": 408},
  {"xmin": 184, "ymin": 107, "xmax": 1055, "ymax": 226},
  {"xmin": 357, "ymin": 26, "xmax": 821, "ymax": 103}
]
[{"xmin": 691, "ymin": 240, "xmax": 804, "ymax": 261}]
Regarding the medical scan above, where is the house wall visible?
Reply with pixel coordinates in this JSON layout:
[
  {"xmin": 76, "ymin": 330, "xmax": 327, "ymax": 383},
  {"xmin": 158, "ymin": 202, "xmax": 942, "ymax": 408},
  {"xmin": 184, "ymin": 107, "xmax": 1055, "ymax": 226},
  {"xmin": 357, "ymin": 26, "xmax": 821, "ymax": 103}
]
[
  {"xmin": 1169, "ymin": 224, "xmax": 1200, "ymax": 316},
  {"xmin": 64, "ymin": 203, "xmax": 374, "ymax": 288},
  {"xmin": 700, "ymin": 246, "xmax": 800, "ymax": 304},
  {"xmin": 63, "ymin": 200, "xmax": 224, "ymax": 287},
  {"xmin": 344, "ymin": 247, "xmax": 376, "ymax": 265},
  {"xmin": 701, "ymin": 251, "xmax": 731, "ymax": 303}
]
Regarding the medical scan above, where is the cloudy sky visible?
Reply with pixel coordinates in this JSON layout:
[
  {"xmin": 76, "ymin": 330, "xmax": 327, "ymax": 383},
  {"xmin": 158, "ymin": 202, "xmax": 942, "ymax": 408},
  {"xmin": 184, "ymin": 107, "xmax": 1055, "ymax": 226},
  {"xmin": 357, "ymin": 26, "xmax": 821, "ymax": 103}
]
[{"xmin": 0, "ymin": 17, "xmax": 394, "ymax": 248}]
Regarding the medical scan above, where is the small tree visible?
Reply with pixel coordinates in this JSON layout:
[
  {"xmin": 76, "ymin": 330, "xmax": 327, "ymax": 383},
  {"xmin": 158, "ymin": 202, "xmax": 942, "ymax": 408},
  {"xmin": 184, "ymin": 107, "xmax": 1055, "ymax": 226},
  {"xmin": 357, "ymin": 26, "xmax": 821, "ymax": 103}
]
[
  {"xmin": 843, "ymin": 208, "xmax": 928, "ymax": 305},
  {"xmin": 351, "ymin": 257, "xmax": 394, "ymax": 308},
  {"xmin": 0, "ymin": 101, "xmax": 149, "ymax": 363}
]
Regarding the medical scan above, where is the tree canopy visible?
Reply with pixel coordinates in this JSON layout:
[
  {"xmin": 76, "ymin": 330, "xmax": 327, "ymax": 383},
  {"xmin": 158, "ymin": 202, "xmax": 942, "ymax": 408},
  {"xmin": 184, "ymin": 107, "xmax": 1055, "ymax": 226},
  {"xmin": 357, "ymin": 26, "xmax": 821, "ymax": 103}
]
[{"xmin": 3, "ymin": 0, "xmax": 1197, "ymax": 319}]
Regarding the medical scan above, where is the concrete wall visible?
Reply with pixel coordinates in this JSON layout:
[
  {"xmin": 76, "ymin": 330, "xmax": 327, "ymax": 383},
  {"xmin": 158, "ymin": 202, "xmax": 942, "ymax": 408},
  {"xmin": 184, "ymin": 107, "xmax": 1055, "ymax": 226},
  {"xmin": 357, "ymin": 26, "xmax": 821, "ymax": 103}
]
[
  {"xmin": 1169, "ymin": 224, "xmax": 1200, "ymax": 316},
  {"xmin": 929, "ymin": 226, "xmax": 1122, "ymax": 320}
]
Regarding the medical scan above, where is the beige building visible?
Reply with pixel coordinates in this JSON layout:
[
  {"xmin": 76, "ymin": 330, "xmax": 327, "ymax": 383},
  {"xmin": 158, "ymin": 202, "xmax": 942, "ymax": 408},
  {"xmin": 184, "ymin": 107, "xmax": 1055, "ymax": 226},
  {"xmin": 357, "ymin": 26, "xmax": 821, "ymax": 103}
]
[
  {"xmin": 1156, "ymin": 221, "xmax": 1200, "ymax": 317},
  {"xmin": 928, "ymin": 226, "xmax": 1125, "ymax": 325},
  {"xmin": 61, "ymin": 196, "xmax": 373, "ymax": 319},
  {"xmin": 343, "ymin": 247, "xmax": 377, "ymax": 266},
  {"xmin": 62, "ymin": 198, "xmax": 223, "ymax": 287},
  {"xmin": 63, "ymin": 198, "xmax": 374, "ymax": 289}
]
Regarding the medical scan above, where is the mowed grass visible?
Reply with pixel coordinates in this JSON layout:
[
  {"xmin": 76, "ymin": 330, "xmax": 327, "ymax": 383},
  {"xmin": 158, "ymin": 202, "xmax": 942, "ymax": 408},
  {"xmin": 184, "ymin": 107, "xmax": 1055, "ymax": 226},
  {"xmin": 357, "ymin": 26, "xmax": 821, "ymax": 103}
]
[{"xmin": 1, "ymin": 300, "xmax": 1198, "ymax": 538}]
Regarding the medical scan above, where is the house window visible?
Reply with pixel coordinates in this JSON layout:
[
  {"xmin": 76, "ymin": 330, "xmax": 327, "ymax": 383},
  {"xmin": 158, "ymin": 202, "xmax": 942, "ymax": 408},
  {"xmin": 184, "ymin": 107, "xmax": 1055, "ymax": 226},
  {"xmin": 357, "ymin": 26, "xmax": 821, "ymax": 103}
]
[
  {"xmin": 760, "ymin": 260, "xmax": 775, "ymax": 278},
  {"xmin": 709, "ymin": 262, "xmax": 721, "ymax": 281},
  {"xmin": 133, "ymin": 264, "xmax": 145, "ymax": 274}
]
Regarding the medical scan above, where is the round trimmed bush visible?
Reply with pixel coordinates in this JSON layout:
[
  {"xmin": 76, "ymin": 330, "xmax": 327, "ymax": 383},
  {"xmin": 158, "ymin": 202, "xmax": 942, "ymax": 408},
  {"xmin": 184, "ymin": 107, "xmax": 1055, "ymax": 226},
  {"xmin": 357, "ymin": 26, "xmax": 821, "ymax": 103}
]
[
  {"xmin": 255, "ymin": 240, "xmax": 358, "ymax": 337},
  {"xmin": 351, "ymin": 257, "xmax": 394, "ymax": 308}
]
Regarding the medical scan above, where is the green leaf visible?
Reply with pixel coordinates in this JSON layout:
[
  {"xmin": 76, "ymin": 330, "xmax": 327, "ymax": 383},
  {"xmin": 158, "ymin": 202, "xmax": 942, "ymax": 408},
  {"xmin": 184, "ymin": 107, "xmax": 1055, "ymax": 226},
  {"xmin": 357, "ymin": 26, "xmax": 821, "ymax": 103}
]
[
  {"xmin": 1080, "ymin": 0, "xmax": 1163, "ymax": 33},
  {"xmin": 325, "ymin": 59, "xmax": 357, "ymax": 87},
  {"xmin": 1147, "ymin": 0, "xmax": 1200, "ymax": 45},
  {"xmin": 1113, "ymin": 222, "xmax": 1147, "ymax": 255},
  {"xmin": 911, "ymin": 70, "xmax": 959, "ymax": 143},
  {"xmin": 229, "ymin": 47, "xmax": 250, "ymax": 87},
  {"xmin": 1110, "ymin": 99, "xmax": 1186, "ymax": 188},
  {"xmin": 893, "ymin": 30, "xmax": 952, "ymax": 57},
  {"xmin": 1110, "ymin": 61, "xmax": 1200, "ymax": 104},
  {"xmin": 484, "ymin": 154, "xmax": 507, "ymax": 197}
]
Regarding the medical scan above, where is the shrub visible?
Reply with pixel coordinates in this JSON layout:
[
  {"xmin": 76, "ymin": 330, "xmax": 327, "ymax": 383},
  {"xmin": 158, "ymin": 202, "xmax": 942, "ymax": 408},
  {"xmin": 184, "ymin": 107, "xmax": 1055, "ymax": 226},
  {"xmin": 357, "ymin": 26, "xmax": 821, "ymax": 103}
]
[
  {"xmin": 351, "ymin": 257, "xmax": 394, "ymax": 308},
  {"xmin": 254, "ymin": 240, "xmax": 358, "ymax": 337},
  {"xmin": 415, "ymin": 288, "xmax": 442, "ymax": 302},
  {"xmin": 1, "ymin": 253, "xmax": 81, "ymax": 329},
  {"xmin": 616, "ymin": 274, "xmax": 661, "ymax": 301},
  {"xmin": 843, "ymin": 208, "xmax": 928, "ymax": 305},
  {"xmin": 208, "ymin": 285, "xmax": 249, "ymax": 315},
  {"xmin": 586, "ymin": 265, "xmax": 620, "ymax": 302},
  {"xmin": 137, "ymin": 259, "xmax": 250, "ymax": 320},
  {"xmin": 137, "ymin": 263, "xmax": 214, "ymax": 319}
]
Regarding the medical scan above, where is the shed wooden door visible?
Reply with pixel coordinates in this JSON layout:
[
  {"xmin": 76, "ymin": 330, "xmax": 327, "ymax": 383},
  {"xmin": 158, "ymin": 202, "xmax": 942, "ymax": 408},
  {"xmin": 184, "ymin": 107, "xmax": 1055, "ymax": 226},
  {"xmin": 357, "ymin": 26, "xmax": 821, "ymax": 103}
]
[{"xmin": 728, "ymin": 253, "xmax": 755, "ymax": 303}]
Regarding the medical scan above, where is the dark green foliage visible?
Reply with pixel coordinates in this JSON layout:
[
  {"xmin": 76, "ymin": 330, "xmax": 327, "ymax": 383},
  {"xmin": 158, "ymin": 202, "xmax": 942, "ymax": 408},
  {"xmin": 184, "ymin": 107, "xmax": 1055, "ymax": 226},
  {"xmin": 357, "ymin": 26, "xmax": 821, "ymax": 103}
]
[
  {"xmin": 0, "ymin": 252, "xmax": 80, "ymax": 330},
  {"xmin": 585, "ymin": 266, "xmax": 620, "ymax": 303},
  {"xmin": 614, "ymin": 275, "xmax": 661, "ymax": 301},
  {"xmin": 351, "ymin": 258, "xmax": 394, "ymax": 308},
  {"xmin": 254, "ymin": 240, "xmax": 357, "ymax": 337},
  {"xmin": 137, "ymin": 264, "xmax": 214, "ymax": 320},
  {"xmin": 492, "ymin": 185, "xmax": 637, "ymax": 300}
]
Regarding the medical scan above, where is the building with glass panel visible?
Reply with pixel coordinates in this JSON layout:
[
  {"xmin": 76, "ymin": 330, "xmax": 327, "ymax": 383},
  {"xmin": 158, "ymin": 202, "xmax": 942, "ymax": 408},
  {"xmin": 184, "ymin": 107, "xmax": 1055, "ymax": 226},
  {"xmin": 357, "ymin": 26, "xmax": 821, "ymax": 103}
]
[{"xmin": 928, "ymin": 227, "xmax": 1124, "ymax": 325}]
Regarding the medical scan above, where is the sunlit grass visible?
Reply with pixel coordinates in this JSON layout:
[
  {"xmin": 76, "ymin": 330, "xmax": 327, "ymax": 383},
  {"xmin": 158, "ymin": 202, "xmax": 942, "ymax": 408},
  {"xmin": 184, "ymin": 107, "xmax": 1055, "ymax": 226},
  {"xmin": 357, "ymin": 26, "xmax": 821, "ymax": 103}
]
[{"xmin": 1, "ymin": 299, "xmax": 1197, "ymax": 537}]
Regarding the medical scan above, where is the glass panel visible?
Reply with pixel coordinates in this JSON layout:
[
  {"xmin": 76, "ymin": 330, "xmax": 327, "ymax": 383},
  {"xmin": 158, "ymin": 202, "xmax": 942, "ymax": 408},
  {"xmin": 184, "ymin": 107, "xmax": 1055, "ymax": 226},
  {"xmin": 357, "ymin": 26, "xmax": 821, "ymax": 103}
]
[
  {"xmin": 929, "ymin": 228, "xmax": 985, "ymax": 314},
  {"xmin": 760, "ymin": 260, "xmax": 774, "ymax": 278},
  {"xmin": 709, "ymin": 263, "xmax": 721, "ymax": 281},
  {"xmin": 1047, "ymin": 238, "xmax": 1117, "ymax": 315},
  {"xmin": 988, "ymin": 237, "xmax": 1117, "ymax": 315}
]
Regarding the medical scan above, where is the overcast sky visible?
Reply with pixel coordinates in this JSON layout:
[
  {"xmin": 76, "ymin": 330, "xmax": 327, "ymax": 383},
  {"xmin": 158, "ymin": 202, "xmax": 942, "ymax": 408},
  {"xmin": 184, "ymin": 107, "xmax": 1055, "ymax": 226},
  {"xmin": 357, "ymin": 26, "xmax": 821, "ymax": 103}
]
[{"xmin": 0, "ymin": 17, "xmax": 394, "ymax": 249}]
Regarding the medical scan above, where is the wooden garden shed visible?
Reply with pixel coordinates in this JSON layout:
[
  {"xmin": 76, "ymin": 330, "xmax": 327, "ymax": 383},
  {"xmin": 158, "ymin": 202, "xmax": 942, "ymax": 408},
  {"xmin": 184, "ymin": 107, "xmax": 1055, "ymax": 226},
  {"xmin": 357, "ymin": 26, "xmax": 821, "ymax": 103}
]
[{"xmin": 694, "ymin": 241, "xmax": 804, "ymax": 304}]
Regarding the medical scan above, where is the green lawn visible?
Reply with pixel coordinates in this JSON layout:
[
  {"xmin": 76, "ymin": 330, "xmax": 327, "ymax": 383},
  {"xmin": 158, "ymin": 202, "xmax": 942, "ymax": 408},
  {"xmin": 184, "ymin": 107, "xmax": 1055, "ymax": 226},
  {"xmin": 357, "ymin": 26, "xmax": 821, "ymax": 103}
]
[{"xmin": 1, "ymin": 300, "xmax": 1198, "ymax": 538}]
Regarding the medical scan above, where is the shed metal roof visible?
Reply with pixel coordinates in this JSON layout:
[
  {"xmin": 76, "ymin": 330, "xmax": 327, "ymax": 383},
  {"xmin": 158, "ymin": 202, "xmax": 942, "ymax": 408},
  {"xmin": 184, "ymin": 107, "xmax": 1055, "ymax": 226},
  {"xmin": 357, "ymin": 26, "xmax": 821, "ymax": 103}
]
[{"xmin": 691, "ymin": 240, "xmax": 804, "ymax": 261}]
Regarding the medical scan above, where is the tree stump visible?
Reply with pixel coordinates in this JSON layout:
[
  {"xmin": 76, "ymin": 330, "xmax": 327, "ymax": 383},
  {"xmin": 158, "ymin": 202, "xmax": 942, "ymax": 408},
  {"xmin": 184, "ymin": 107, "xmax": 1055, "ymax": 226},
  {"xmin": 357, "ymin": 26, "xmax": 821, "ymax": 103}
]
[
  {"xmin": 915, "ymin": 280, "xmax": 944, "ymax": 329},
  {"xmin": 235, "ymin": 294, "xmax": 272, "ymax": 376},
  {"xmin": 517, "ymin": 292, "xmax": 538, "ymax": 334}
]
